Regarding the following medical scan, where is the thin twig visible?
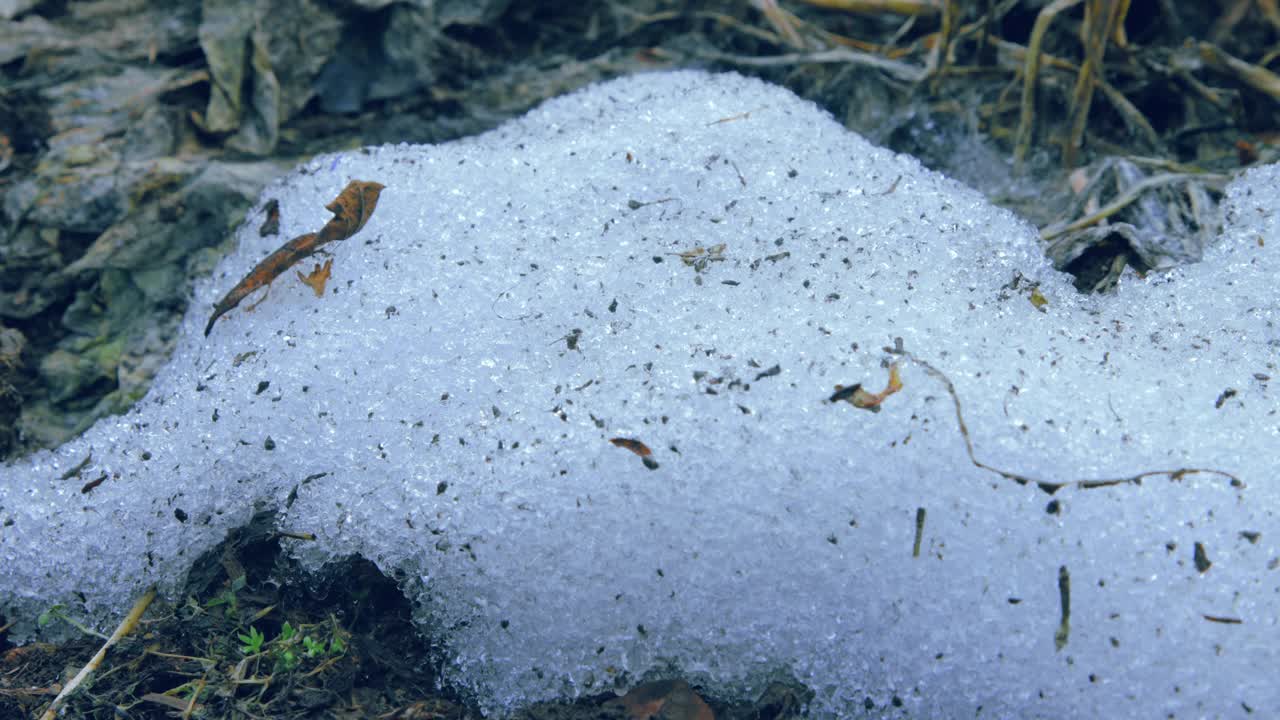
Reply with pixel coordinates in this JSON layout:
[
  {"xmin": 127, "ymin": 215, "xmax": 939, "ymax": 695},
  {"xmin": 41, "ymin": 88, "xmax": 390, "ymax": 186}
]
[
  {"xmin": 886, "ymin": 347, "xmax": 1241, "ymax": 495},
  {"xmin": 182, "ymin": 673, "xmax": 207, "ymax": 720},
  {"xmin": 753, "ymin": 0, "xmax": 806, "ymax": 49}
]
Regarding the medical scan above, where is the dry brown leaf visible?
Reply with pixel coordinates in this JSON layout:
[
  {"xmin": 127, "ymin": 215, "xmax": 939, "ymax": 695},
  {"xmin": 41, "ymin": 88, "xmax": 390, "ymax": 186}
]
[
  {"xmin": 80, "ymin": 473, "xmax": 107, "ymax": 494},
  {"xmin": 610, "ymin": 437, "xmax": 652, "ymax": 456},
  {"xmin": 1236, "ymin": 139, "xmax": 1260, "ymax": 165},
  {"xmin": 205, "ymin": 179, "xmax": 385, "ymax": 336},
  {"xmin": 296, "ymin": 258, "xmax": 333, "ymax": 297},
  {"xmin": 830, "ymin": 362, "xmax": 903, "ymax": 411},
  {"xmin": 1, "ymin": 642, "xmax": 57, "ymax": 665},
  {"xmin": 608, "ymin": 679, "xmax": 714, "ymax": 720}
]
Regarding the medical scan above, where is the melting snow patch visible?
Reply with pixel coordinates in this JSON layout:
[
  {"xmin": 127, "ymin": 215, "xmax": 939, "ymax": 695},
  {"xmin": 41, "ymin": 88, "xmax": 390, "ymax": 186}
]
[{"xmin": 2, "ymin": 71, "xmax": 1278, "ymax": 718}]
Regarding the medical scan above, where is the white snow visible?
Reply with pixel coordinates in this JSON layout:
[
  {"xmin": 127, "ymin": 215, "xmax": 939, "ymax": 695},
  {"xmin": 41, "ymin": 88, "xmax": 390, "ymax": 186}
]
[{"xmin": 2, "ymin": 70, "xmax": 1277, "ymax": 718}]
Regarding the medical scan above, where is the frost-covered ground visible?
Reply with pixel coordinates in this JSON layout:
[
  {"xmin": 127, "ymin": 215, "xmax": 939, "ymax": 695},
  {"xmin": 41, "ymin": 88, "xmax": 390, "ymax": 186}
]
[{"xmin": 2, "ymin": 71, "xmax": 1277, "ymax": 718}]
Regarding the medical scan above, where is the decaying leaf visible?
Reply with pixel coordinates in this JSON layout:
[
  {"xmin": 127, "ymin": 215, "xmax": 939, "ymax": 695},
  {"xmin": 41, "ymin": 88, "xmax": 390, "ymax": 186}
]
[
  {"xmin": 607, "ymin": 678, "xmax": 715, "ymax": 720},
  {"xmin": 0, "ymin": 133, "xmax": 12, "ymax": 174},
  {"xmin": 610, "ymin": 437, "xmax": 659, "ymax": 470},
  {"xmin": 1054, "ymin": 565, "xmax": 1071, "ymax": 651},
  {"xmin": 1029, "ymin": 287, "xmax": 1049, "ymax": 310},
  {"xmin": 205, "ymin": 179, "xmax": 385, "ymax": 336},
  {"xmin": 610, "ymin": 437, "xmax": 652, "ymax": 456},
  {"xmin": 912, "ymin": 506, "xmax": 926, "ymax": 558},
  {"xmin": 1236, "ymin": 139, "xmax": 1259, "ymax": 166},
  {"xmin": 80, "ymin": 473, "xmax": 107, "ymax": 494},
  {"xmin": 58, "ymin": 453, "xmax": 92, "ymax": 480},
  {"xmin": 1194, "ymin": 542, "xmax": 1212, "ymax": 573},
  {"xmin": 829, "ymin": 363, "xmax": 903, "ymax": 412},
  {"xmin": 296, "ymin": 258, "xmax": 333, "ymax": 297},
  {"xmin": 258, "ymin": 198, "xmax": 280, "ymax": 237}
]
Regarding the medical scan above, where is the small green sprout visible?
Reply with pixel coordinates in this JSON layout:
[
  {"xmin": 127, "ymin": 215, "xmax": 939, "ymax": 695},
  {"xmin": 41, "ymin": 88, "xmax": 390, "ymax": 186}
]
[
  {"xmin": 238, "ymin": 625, "xmax": 265, "ymax": 655},
  {"xmin": 36, "ymin": 605, "xmax": 59, "ymax": 628},
  {"xmin": 205, "ymin": 575, "xmax": 247, "ymax": 618},
  {"xmin": 37, "ymin": 604, "xmax": 108, "ymax": 640},
  {"xmin": 303, "ymin": 635, "xmax": 325, "ymax": 657}
]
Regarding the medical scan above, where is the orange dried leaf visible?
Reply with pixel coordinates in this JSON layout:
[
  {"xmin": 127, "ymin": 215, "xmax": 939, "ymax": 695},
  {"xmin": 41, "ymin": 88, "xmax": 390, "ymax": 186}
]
[
  {"xmin": 1236, "ymin": 139, "xmax": 1259, "ymax": 166},
  {"xmin": 884, "ymin": 362, "xmax": 903, "ymax": 394},
  {"xmin": 0, "ymin": 133, "xmax": 12, "ymax": 172},
  {"xmin": 830, "ymin": 363, "xmax": 903, "ymax": 412},
  {"xmin": 609, "ymin": 679, "xmax": 714, "ymax": 720},
  {"xmin": 205, "ymin": 179, "xmax": 385, "ymax": 336},
  {"xmin": 610, "ymin": 437, "xmax": 652, "ymax": 456},
  {"xmin": 296, "ymin": 258, "xmax": 333, "ymax": 297}
]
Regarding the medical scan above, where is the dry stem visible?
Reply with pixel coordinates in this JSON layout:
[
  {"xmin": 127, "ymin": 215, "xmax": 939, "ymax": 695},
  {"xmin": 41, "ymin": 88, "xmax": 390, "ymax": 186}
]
[{"xmin": 39, "ymin": 586, "xmax": 157, "ymax": 720}]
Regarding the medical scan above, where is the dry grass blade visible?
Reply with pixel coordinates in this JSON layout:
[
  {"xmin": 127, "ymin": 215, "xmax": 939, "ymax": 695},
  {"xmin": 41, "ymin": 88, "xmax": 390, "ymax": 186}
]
[
  {"xmin": 140, "ymin": 692, "xmax": 191, "ymax": 710},
  {"xmin": 1198, "ymin": 41, "xmax": 1280, "ymax": 102},
  {"xmin": 927, "ymin": 0, "xmax": 958, "ymax": 91},
  {"xmin": 1092, "ymin": 77, "xmax": 1160, "ymax": 149},
  {"xmin": 1111, "ymin": 0, "xmax": 1131, "ymax": 46},
  {"xmin": 697, "ymin": 47, "xmax": 925, "ymax": 81},
  {"xmin": 1064, "ymin": 0, "xmax": 1127, "ymax": 166},
  {"xmin": 753, "ymin": 0, "xmax": 806, "ymax": 49},
  {"xmin": 1262, "ymin": 0, "xmax": 1280, "ymax": 31},
  {"xmin": 1210, "ymin": 0, "xmax": 1280, "ymax": 39},
  {"xmin": 795, "ymin": 0, "xmax": 943, "ymax": 17},
  {"xmin": 39, "ymin": 586, "xmax": 157, "ymax": 720},
  {"xmin": 692, "ymin": 11, "xmax": 789, "ymax": 45},
  {"xmin": 1040, "ymin": 171, "xmax": 1226, "ymax": 240},
  {"xmin": 1014, "ymin": 0, "xmax": 1084, "ymax": 168}
]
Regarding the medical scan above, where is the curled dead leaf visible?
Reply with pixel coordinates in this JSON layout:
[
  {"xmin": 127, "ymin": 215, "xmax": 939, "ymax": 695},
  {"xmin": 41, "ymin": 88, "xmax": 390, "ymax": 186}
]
[
  {"xmin": 830, "ymin": 363, "xmax": 903, "ymax": 412},
  {"xmin": 80, "ymin": 473, "xmax": 107, "ymax": 494},
  {"xmin": 258, "ymin": 198, "xmax": 280, "ymax": 237},
  {"xmin": 205, "ymin": 179, "xmax": 385, "ymax": 336},
  {"xmin": 611, "ymin": 437, "xmax": 659, "ymax": 470},
  {"xmin": 296, "ymin": 258, "xmax": 333, "ymax": 297},
  {"xmin": 610, "ymin": 437, "xmax": 652, "ymax": 456},
  {"xmin": 608, "ymin": 679, "xmax": 714, "ymax": 720}
]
